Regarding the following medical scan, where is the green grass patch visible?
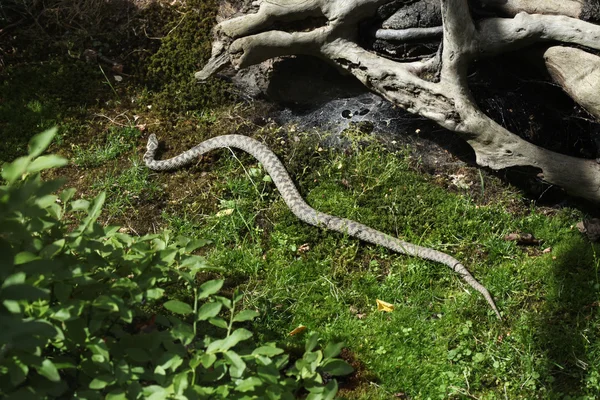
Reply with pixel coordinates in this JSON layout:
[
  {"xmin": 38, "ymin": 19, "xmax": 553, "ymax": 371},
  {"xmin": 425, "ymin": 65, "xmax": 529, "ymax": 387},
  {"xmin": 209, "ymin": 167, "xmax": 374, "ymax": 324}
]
[
  {"xmin": 92, "ymin": 157, "xmax": 162, "ymax": 218},
  {"xmin": 73, "ymin": 125, "xmax": 142, "ymax": 168},
  {"xmin": 0, "ymin": 59, "xmax": 108, "ymax": 162},
  {"xmin": 152, "ymin": 132, "xmax": 600, "ymax": 399}
]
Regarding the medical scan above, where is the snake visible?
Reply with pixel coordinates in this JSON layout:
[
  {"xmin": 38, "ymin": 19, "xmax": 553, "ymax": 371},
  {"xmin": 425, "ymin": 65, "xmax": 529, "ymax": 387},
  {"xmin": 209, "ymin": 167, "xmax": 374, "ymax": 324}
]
[{"xmin": 144, "ymin": 134, "xmax": 501, "ymax": 319}]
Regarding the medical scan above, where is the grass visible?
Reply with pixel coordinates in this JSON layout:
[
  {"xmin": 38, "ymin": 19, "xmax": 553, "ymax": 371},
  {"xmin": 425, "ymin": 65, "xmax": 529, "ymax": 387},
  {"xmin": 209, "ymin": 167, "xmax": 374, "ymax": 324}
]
[
  {"xmin": 145, "ymin": 129, "xmax": 600, "ymax": 399},
  {"xmin": 91, "ymin": 157, "xmax": 162, "ymax": 219},
  {"xmin": 1, "ymin": 0, "xmax": 599, "ymax": 397},
  {"xmin": 73, "ymin": 125, "xmax": 142, "ymax": 168}
]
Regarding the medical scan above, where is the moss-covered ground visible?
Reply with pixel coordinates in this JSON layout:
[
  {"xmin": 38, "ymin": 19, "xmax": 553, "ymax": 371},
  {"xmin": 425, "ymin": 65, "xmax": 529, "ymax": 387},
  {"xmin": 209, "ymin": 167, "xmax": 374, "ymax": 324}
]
[{"xmin": 1, "ymin": 0, "xmax": 600, "ymax": 398}]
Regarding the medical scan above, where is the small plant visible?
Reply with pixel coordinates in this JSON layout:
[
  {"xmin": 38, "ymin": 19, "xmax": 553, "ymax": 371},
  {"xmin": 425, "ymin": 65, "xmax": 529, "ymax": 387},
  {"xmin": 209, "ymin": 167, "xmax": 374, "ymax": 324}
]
[{"xmin": 0, "ymin": 128, "xmax": 352, "ymax": 399}]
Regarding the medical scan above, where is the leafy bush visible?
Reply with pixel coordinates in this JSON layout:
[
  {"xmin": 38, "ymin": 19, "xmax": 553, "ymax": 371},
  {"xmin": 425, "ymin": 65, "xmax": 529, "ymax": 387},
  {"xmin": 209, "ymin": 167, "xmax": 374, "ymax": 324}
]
[{"xmin": 0, "ymin": 128, "xmax": 352, "ymax": 399}]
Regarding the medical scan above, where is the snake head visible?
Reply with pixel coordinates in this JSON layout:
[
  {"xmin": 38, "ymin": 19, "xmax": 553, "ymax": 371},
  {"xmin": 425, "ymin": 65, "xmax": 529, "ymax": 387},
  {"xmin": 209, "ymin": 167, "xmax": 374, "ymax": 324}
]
[{"xmin": 146, "ymin": 134, "xmax": 159, "ymax": 152}]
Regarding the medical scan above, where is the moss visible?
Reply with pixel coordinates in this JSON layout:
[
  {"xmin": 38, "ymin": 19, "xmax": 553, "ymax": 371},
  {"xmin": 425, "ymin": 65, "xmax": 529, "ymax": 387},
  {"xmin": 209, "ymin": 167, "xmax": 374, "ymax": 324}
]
[{"xmin": 143, "ymin": 0, "xmax": 230, "ymax": 115}]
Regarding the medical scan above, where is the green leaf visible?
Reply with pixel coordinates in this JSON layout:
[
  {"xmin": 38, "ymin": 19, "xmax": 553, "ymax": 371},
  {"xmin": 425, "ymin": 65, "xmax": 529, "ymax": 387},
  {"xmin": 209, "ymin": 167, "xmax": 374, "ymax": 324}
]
[
  {"xmin": 160, "ymin": 353, "xmax": 183, "ymax": 372},
  {"xmin": 323, "ymin": 342, "xmax": 344, "ymax": 359},
  {"xmin": 71, "ymin": 199, "xmax": 90, "ymax": 211},
  {"xmin": 308, "ymin": 380, "xmax": 338, "ymax": 400},
  {"xmin": 257, "ymin": 365, "xmax": 279, "ymax": 384},
  {"xmin": 1, "ymin": 284, "xmax": 49, "ymax": 302},
  {"xmin": 106, "ymin": 391, "xmax": 128, "ymax": 400},
  {"xmin": 27, "ymin": 155, "xmax": 68, "ymax": 174},
  {"xmin": 198, "ymin": 279, "xmax": 224, "ymax": 299},
  {"xmin": 79, "ymin": 192, "xmax": 106, "ymax": 232},
  {"xmin": 208, "ymin": 317, "xmax": 228, "ymax": 329},
  {"xmin": 40, "ymin": 239, "xmax": 65, "ymax": 259},
  {"xmin": 164, "ymin": 300, "xmax": 193, "ymax": 315},
  {"xmin": 305, "ymin": 332, "xmax": 320, "ymax": 352},
  {"xmin": 89, "ymin": 375, "xmax": 114, "ymax": 390},
  {"xmin": 173, "ymin": 371, "xmax": 189, "ymax": 396},
  {"xmin": 126, "ymin": 348, "xmax": 151, "ymax": 363},
  {"xmin": 215, "ymin": 295, "xmax": 232, "ymax": 309},
  {"xmin": 87, "ymin": 341, "xmax": 110, "ymax": 359},
  {"xmin": 37, "ymin": 359, "xmax": 60, "ymax": 382},
  {"xmin": 143, "ymin": 385, "xmax": 169, "ymax": 400},
  {"xmin": 28, "ymin": 127, "xmax": 58, "ymax": 158},
  {"xmin": 2, "ymin": 156, "xmax": 30, "ymax": 184},
  {"xmin": 158, "ymin": 248, "xmax": 178, "ymax": 264},
  {"xmin": 185, "ymin": 238, "xmax": 211, "ymax": 253},
  {"xmin": 233, "ymin": 309, "xmax": 259, "ymax": 323},
  {"xmin": 60, "ymin": 187, "xmax": 77, "ymax": 204},
  {"xmin": 224, "ymin": 350, "xmax": 246, "ymax": 378},
  {"xmin": 170, "ymin": 320, "xmax": 195, "ymax": 346},
  {"xmin": 54, "ymin": 282, "xmax": 72, "ymax": 302},
  {"xmin": 7, "ymin": 357, "xmax": 28, "ymax": 386},
  {"xmin": 197, "ymin": 302, "xmax": 222, "ymax": 321},
  {"xmin": 146, "ymin": 288, "xmax": 164, "ymax": 300},
  {"xmin": 252, "ymin": 346, "xmax": 284, "ymax": 357},
  {"xmin": 207, "ymin": 328, "xmax": 252, "ymax": 353},
  {"xmin": 235, "ymin": 377, "xmax": 263, "ymax": 393},
  {"xmin": 2, "ymin": 272, "xmax": 26, "ymax": 287},
  {"xmin": 14, "ymin": 252, "xmax": 38, "ymax": 265},
  {"xmin": 200, "ymin": 353, "xmax": 217, "ymax": 369},
  {"xmin": 321, "ymin": 359, "xmax": 354, "ymax": 376}
]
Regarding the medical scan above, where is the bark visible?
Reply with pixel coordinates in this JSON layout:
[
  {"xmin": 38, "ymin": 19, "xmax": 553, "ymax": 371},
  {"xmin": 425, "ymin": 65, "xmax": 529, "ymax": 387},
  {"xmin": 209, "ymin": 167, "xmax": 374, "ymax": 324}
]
[
  {"xmin": 478, "ymin": 0, "xmax": 582, "ymax": 18},
  {"xmin": 196, "ymin": 0, "xmax": 600, "ymax": 203},
  {"xmin": 544, "ymin": 46, "xmax": 600, "ymax": 121}
]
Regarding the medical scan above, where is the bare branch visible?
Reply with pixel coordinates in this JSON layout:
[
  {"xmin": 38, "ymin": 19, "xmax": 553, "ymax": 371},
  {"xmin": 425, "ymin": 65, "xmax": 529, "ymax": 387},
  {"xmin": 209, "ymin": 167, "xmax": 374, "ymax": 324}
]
[
  {"xmin": 374, "ymin": 27, "xmax": 443, "ymax": 41},
  {"xmin": 479, "ymin": 0, "xmax": 582, "ymax": 18},
  {"xmin": 478, "ymin": 13, "xmax": 600, "ymax": 56},
  {"xmin": 544, "ymin": 46, "xmax": 600, "ymax": 121},
  {"xmin": 229, "ymin": 29, "xmax": 326, "ymax": 68},
  {"xmin": 195, "ymin": 0, "xmax": 600, "ymax": 203}
]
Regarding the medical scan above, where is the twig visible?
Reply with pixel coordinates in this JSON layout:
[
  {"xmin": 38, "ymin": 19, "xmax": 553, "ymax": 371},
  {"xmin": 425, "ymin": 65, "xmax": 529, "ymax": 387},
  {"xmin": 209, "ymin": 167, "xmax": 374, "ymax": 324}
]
[
  {"xmin": 374, "ymin": 26, "xmax": 443, "ymax": 42},
  {"xmin": 144, "ymin": 11, "xmax": 188, "ymax": 40}
]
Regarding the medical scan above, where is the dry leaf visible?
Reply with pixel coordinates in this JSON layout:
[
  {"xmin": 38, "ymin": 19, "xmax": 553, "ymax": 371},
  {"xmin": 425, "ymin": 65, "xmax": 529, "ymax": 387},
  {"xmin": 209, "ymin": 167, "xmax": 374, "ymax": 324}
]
[
  {"xmin": 449, "ymin": 173, "xmax": 472, "ymax": 190},
  {"xmin": 298, "ymin": 243, "xmax": 310, "ymax": 253},
  {"xmin": 288, "ymin": 325, "xmax": 306, "ymax": 336},
  {"xmin": 350, "ymin": 305, "xmax": 366, "ymax": 319},
  {"xmin": 542, "ymin": 247, "xmax": 552, "ymax": 254},
  {"xmin": 216, "ymin": 209, "xmax": 234, "ymax": 217},
  {"xmin": 504, "ymin": 232, "xmax": 541, "ymax": 245},
  {"xmin": 376, "ymin": 299, "xmax": 394, "ymax": 312}
]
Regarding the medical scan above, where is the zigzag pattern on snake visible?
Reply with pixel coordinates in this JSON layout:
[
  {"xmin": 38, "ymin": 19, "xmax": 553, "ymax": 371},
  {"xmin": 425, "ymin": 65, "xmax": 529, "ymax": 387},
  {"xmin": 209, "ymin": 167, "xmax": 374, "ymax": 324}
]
[{"xmin": 144, "ymin": 134, "xmax": 501, "ymax": 319}]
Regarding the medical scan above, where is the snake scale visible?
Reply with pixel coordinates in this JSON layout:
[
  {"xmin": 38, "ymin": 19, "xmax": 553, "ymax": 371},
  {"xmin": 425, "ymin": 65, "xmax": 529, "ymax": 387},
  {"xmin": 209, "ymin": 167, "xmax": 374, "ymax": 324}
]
[{"xmin": 144, "ymin": 134, "xmax": 501, "ymax": 319}]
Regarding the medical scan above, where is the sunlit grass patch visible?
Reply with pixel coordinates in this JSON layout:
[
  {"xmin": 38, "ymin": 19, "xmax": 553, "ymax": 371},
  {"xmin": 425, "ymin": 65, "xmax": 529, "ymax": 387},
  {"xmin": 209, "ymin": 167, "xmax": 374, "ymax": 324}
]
[
  {"xmin": 91, "ymin": 157, "xmax": 161, "ymax": 217},
  {"xmin": 146, "ymin": 130, "xmax": 600, "ymax": 398},
  {"xmin": 73, "ymin": 126, "xmax": 142, "ymax": 168}
]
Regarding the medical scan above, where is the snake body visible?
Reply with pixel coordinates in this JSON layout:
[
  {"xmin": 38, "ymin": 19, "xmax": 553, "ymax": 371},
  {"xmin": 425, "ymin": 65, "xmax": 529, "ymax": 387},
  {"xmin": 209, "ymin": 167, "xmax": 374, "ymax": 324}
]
[{"xmin": 144, "ymin": 134, "xmax": 501, "ymax": 319}]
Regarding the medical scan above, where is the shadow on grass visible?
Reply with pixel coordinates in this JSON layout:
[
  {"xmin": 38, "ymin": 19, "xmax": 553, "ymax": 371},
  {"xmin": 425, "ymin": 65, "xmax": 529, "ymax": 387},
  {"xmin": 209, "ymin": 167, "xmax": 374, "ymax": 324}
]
[
  {"xmin": 538, "ymin": 237, "xmax": 600, "ymax": 396},
  {"xmin": 0, "ymin": 58, "xmax": 109, "ymax": 162}
]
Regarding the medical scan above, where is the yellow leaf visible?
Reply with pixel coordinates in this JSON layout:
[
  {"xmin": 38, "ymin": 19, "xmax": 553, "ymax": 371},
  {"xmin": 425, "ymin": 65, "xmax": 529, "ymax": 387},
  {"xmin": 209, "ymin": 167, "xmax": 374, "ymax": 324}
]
[
  {"xmin": 376, "ymin": 299, "xmax": 394, "ymax": 312},
  {"xmin": 288, "ymin": 325, "xmax": 306, "ymax": 336},
  {"xmin": 216, "ymin": 209, "xmax": 234, "ymax": 217}
]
